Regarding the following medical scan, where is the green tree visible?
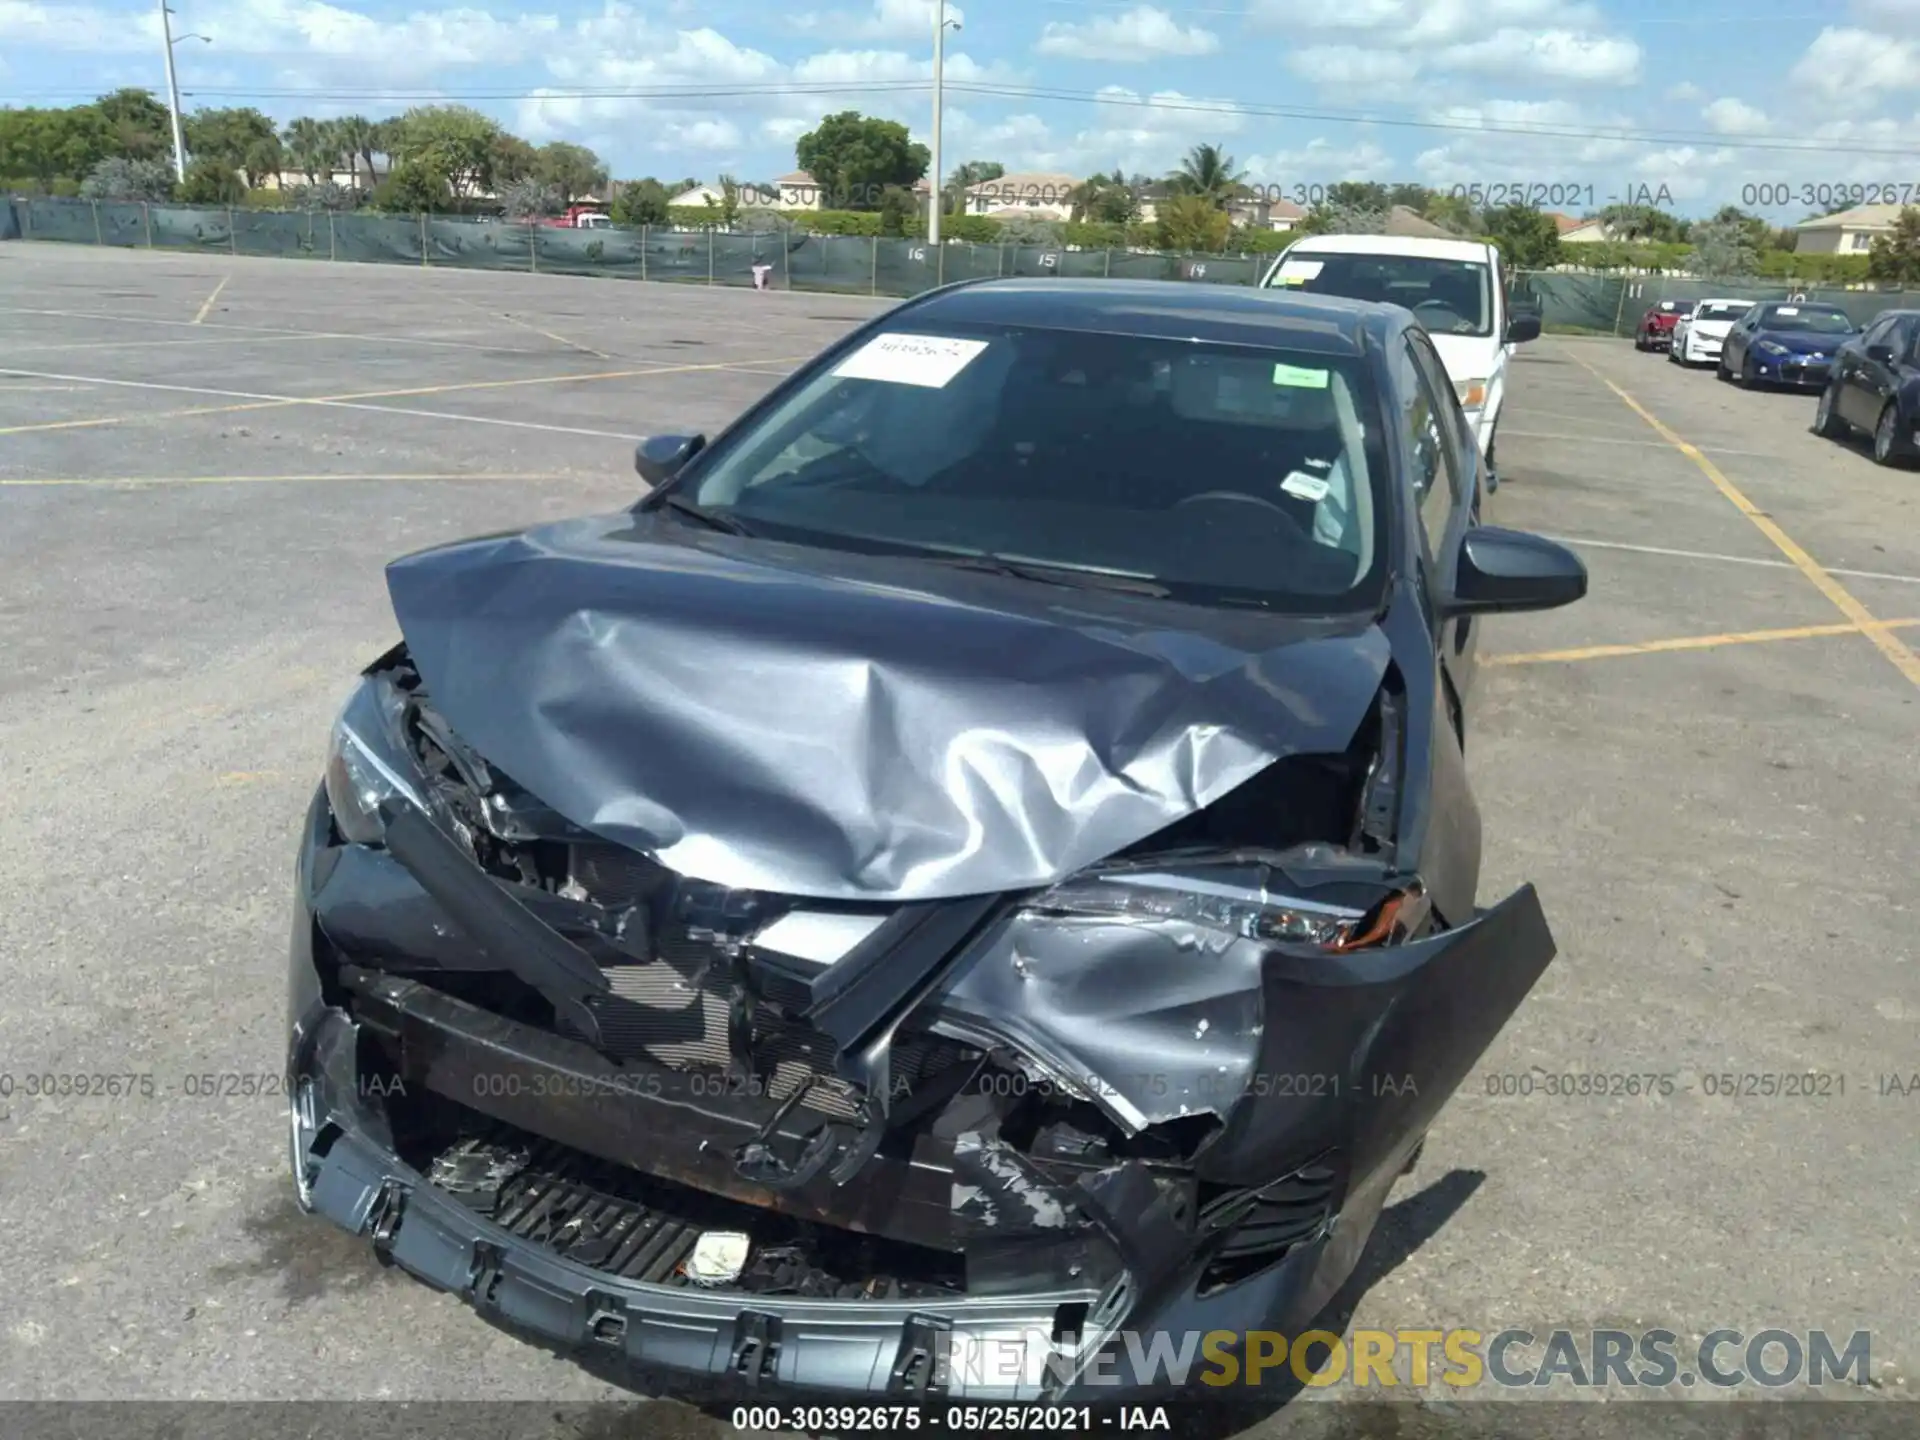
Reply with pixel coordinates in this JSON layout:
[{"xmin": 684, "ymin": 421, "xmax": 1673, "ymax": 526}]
[
  {"xmin": 944, "ymin": 159, "xmax": 1003, "ymax": 215},
  {"xmin": 1867, "ymin": 207, "xmax": 1920, "ymax": 284},
  {"xmin": 610, "ymin": 177, "xmax": 672, "ymax": 226},
  {"xmin": 1482, "ymin": 204, "xmax": 1563, "ymax": 270},
  {"xmin": 372, "ymin": 157, "xmax": 452, "ymax": 212},
  {"xmin": 183, "ymin": 107, "xmax": 276, "ymax": 179},
  {"xmin": 878, "ymin": 183, "xmax": 916, "ymax": 236},
  {"xmin": 1325, "ymin": 181, "xmax": 1393, "ymax": 211},
  {"xmin": 390, "ymin": 105, "xmax": 501, "ymax": 198},
  {"xmin": 0, "ymin": 106, "xmax": 112, "ymax": 185},
  {"xmin": 1071, "ymin": 168, "xmax": 1138, "ymax": 225},
  {"xmin": 795, "ymin": 111, "xmax": 929, "ymax": 212},
  {"xmin": 534, "ymin": 141, "xmax": 608, "ymax": 203},
  {"xmin": 1299, "ymin": 200, "xmax": 1388, "ymax": 236},
  {"xmin": 1156, "ymin": 192, "xmax": 1231, "ymax": 251},
  {"xmin": 490, "ymin": 133, "xmax": 538, "ymax": 187},
  {"xmin": 1166, "ymin": 143, "xmax": 1244, "ymax": 206},
  {"xmin": 177, "ymin": 154, "xmax": 245, "ymax": 204},
  {"xmin": 281, "ymin": 117, "xmax": 335, "ymax": 185},
  {"xmin": 331, "ymin": 115, "xmax": 378, "ymax": 190},
  {"xmin": 1387, "ymin": 183, "xmax": 1434, "ymax": 210},
  {"xmin": 78, "ymin": 155, "xmax": 173, "ymax": 201},
  {"xmin": 1422, "ymin": 191, "xmax": 1479, "ymax": 233},
  {"xmin": 1596, "ymin": 203, "xmax": 1685, "ymax": 243},
  {"xmin": 1688, "ymin": 214, "xmax": 1762, "ymax": 279},
  {"xmin": 499, "ymin": 176, "xmax": 561, "ymax": 219},
  {"xmin": 93, "ymin": 88, "xmax": 172, "ymax": 163}
]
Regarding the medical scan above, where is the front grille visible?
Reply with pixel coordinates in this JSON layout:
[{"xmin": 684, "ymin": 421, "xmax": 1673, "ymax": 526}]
[
  {"xmin": 426, "ymin": 1126, "xmax": 964, "ymax": 1298},
  {"xmin": 1197, "ymin": 1156, "xmax": 1339, "ymax": 1292}
]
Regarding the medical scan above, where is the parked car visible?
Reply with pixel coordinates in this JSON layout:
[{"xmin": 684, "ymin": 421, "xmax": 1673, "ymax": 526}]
[
  {"xmin": 1634, "ymin": 299, "xmax": 1695, "ymax": 351},
  {"xmin": 1718, "ymin": 301, "xmax": 1859, "ymax": 389},
  {"xmin": 1261, "ymin": 235, "xmax": 1541, "ymax": 490},
  {"xmin": 1669, "ymin": 298, "xmax": 1756, "ymax": 367},
  {"xmin": 1813, "ymin": 307, "xmax": 1920, "ymax": 466},
  {"xmin": 287, "ymin": 278, "xmax": 1585, "ymax": 1400}
]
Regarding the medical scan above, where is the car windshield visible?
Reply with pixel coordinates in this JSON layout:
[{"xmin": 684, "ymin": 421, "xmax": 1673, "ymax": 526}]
[
  {"xmin": 674, "ymin": 323, "xmax": 1390, "ymax": 611},
  {"xmin": 1267, "ymin": 252, "xmax": 1493, "ymax": 337},
  {"xmin": 1659, "ymin": 301, "xmax": 1693, "ymax": 314},
  {"xmin": 1698, "ymin": 301, "xmax": 1752, "ymax": 322},
  {"xmin": 1759, "ymin": 306, "xmax": 1853, "ymax": 334}
]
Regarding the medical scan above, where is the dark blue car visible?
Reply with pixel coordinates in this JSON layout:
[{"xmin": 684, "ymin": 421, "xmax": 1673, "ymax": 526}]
[{"xmin": 1718, "ymin": 301, "xmax": 1859, "ymax": 389}]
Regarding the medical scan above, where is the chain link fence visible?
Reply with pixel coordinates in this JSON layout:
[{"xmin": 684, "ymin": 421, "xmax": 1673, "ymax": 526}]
[
  {"xmin": 1511, "ymin": 270, "xmax": 1920, "ymax": 335},
  {"xmin": 2, "ymin": 196, "xmax": 1262, "ymax": 295},
  {"xmin": 10, "ymin": 198, "xmax": 1919, "ymax": 333}
]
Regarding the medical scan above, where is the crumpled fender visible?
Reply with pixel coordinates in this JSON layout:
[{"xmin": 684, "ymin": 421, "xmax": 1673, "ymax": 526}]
[{"xmin": 384, "ymin": 512, "xmax": 1394, "ymax": 902}]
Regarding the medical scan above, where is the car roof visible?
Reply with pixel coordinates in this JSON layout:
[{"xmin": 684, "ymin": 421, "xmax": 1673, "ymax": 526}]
[
  {"xmin": 1280, "ymin": 233, "xmax": 1495, "ymax": 264},
  {"xmin": 899, "ymin": 277, "xmax": 1393, "ymax": 355}
]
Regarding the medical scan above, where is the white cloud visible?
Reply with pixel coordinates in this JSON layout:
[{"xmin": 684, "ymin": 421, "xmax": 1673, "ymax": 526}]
[
  {"xmin": 1666, "ymin": 80, "xmax": 1704, "ymax": 102},
  {"xmin": 1436, "ymin": 28, "xmax": 1640, "ymax": 84},
  {"xmin": 1034, "ymin": 6, "xmax": 1219, "ymax": 62},
  {"xmin": 1702, "ymin": 97, "xmax": 1770, "ymax": 135},
  {"xmin": 1789, "ymin": 27, "xmax": 1920, "ymax": 100},
  {"xmin": 0, "ymin": 0, "xmax": 154, "ymax": 49},
  {"xmin": 790, "ymin": 0, "xmax": 966, "ymax": 41},
  {"xmin": 1284, "ymin": 46, "xmax": 1423, "ymax": 87}
]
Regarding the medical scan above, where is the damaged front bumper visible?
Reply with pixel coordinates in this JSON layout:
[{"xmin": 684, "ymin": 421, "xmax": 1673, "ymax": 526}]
[{"xmin": 288, "ymin": 768, "xmax": 1557, "ymax": 1400}]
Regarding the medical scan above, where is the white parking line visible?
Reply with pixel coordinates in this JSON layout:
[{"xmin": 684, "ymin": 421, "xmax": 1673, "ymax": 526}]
[{"xmin": 1542, "ymin": 534, "xmax": 1920, "ymax": 587}]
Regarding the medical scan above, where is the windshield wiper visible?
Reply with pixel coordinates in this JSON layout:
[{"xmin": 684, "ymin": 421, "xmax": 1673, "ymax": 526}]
[
  {"xmin": 653, "ymin": 493, "xmax": 753, "ymax": 536},
  {"xmin": 921, "ymin": 551, "xmax": 1170, "ymax": 596}
]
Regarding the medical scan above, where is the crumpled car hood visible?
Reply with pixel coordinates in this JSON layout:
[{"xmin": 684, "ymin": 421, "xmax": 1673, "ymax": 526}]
[{"xmin": 384, "ymin": 511, "xmax": 1393, "ymax": 902}]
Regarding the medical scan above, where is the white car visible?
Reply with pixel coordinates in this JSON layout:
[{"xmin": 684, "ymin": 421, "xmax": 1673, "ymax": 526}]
[
  {"xmin": 1262, "ymin": 234, "xmax": 1540, "ymax": 488},
  {"xmin": 1669, "ymin": 298, "xmax": 1756, "ymax": 367}
]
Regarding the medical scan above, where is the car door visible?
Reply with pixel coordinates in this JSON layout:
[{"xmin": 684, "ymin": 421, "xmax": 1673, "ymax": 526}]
[
  {"xmin": 1845, "ymin": 315, "xmax": 1914, "ymax": 428},
  {"xmin": 1402, "ymin": 328, "xmax": 1478, "ymax": 699},
  {"xmin": 1725, "ymin": 308, "xmax": 1758, "ymax": 369}
]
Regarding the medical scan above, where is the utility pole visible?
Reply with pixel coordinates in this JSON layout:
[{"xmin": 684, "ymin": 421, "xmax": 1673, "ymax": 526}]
[
  {"xmin": 928, "ymin": 0, "xmax": 945, "ymax": 248},
  {"xmin": 160, "ymin": 0, "xmax": 188, "ymax": 182}
]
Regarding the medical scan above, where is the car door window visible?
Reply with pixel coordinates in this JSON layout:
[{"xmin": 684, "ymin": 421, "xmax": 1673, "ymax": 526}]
[{"xmin": 1394, "ymin": 335, "xmax": 1461, "ymax": 557}]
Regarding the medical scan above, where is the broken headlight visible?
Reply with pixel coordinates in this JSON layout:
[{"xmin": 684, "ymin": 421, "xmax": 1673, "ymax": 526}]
[
  {"xmin": 322, "ymin": 674, "xmax": 428, "ymax": 846},
  {"xmin": 1024, "ymin": 864, "xmax": 1428, "ymax": 951}
]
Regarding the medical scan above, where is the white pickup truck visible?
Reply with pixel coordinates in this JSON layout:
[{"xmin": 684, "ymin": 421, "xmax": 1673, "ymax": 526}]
[{"xmin": 1262, "ymin": 234, "xmax": 1540, "ymax": 488}]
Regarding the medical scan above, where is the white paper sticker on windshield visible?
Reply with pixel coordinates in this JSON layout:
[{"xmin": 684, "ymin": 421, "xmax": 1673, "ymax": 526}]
[
  {"xmin": 1275, "ymin": 258, "xmax": 1324, "ymax": 285},
  {"xmin": 1272, "ymin": 362, "xmax": 1330, "ymax": 388},
  {"xmin": 833, "ymin": 333, "xmax": 988, "ymax": 388},
  {"xmin": 1776, "ymin": 306, "xmax": 1799, "ymax": 316},
  {"xmin": 1280, "ymin": 470, "xmax": 1331, "ymax": 502}
]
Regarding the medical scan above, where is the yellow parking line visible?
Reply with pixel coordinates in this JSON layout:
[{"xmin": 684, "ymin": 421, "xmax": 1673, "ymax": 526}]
[
  {"xmin": 0, "ymin": 472, "xmax": 586, "ymax": 488},
  {"xmin": 0, "ymin": 356, "xmax": 810, "ymax": 437},
  {"xmin": 192, "ymin": 275, "xmax": 231, "ymax": 324},
  {"xmin": 1489, "ymin": 618, "xmax": 1920, "ymax": 667},
  {"xmin": 447, "ymin": 294, "xmax": 610, "ymax": 360},
  {"xmin": 1571, "ymin": 356, "xmax": 1920, "ymax": 692}
]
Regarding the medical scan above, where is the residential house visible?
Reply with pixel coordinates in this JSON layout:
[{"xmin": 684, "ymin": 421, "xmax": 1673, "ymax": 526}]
[
  {"xmin": 253, "ymin": 165, "xmax": 387, "ymax": 193},
  {"xmin": 1129, "ymin": 182, "xmax": 1302, "ymax": 231},
  {"xmin": 1381, "ymin": 205, "xmax": 1458, "ymax": 239},
  {"xmin": 1793, "ymin": 203, "xmax": 1908, "ymax": 255},
  {"xmin": 754, "ymin": 171, "xmax": 933, "ymax": 211},
  {"xmin": 1543, "ymin": 211, "xmax": 1585, "ymax": 236},
  {"xmin": 669, "ymin": 182, "xmax": 730, "ymax": 209},
  {"xmin": 961, "ymin": 171, "xmax": 1081, "ymax": 222}
]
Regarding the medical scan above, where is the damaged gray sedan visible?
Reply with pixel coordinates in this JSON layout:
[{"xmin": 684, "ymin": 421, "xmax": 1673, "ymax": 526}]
[{"xmin": 286, "ymin": 278, "xmax": 1587, "ymax": 1399}]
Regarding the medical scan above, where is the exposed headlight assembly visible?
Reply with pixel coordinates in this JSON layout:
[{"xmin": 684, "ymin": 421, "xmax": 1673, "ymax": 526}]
[
  {"xmin": 1454, "ymin": 378, "xmax": 1489, "ymax": 411},
  {"xmin": 1023, "ymin": 862, "xmax": 1430, "ymax": 952},
  {"xmin": 322, "ymin": 674, "xmax": 429, "ymax": 845},
  {"xmin": 1757, "ymin": 339, "xmax": 1790, "ymax": 356}
]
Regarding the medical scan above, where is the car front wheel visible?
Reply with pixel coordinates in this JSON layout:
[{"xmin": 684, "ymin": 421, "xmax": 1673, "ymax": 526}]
[{"xmin": 1813, "ymin": 383, "xmax": 1847, "ymax": 439}]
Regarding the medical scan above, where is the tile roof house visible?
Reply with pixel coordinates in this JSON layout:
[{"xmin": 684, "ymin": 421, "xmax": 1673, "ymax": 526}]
[{"xmin": 1793, "ymin": 203, "xmax": 1909, "ymax": 255}]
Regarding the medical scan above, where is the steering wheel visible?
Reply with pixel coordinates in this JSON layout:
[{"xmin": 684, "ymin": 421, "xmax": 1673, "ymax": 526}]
[{"xmin": 1172, "ymin": 490, "xmax": 1310, "ymax": 538}]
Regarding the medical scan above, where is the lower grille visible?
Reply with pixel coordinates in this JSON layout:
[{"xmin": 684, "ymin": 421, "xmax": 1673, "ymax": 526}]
[
  {"xmin": 1197, "ymin": 1157, "xmax": 1339, "ymax": 1291},
  {"xmin": 426, "ymin": 1127, "xmax": 965, "ymax": 1298}
]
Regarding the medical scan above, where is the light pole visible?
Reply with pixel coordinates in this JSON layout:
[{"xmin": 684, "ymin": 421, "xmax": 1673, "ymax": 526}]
[
  {"xmin": 158, "ymin": 2, "xmax": 209, "ymax": 182},
  {"xmin": 927, "ymin": 0, "xmax": 960, "ymax": 247}
]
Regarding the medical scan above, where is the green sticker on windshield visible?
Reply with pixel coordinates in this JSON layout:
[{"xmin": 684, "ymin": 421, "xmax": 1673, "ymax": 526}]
[{"xmin": 1273, "ymin": 362, "xmax": 1330, "ymax": 388}]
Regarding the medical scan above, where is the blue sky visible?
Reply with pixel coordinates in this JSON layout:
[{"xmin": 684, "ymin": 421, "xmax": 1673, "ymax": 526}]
[{"xmin": 3, "ymin": 0, "xmax": 1917, "ymax": 218}]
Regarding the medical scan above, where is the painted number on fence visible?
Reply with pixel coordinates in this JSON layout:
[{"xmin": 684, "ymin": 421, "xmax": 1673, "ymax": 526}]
[
  {"xmin": 1190, "ymin": 263, "xmax": 1207, "ymax": 279},
  {"xmin": 910, "ymin": 247, "xmax": 927, "ymax": 262},
  {"xmin": 1040, "ymin": 252, "xmax": 1058, "ymax": 268}
]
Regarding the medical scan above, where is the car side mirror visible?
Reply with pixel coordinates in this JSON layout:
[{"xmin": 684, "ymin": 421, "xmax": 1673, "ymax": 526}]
[
  {"xmin": 1867, "ymin": 344, "xmax": 1895, "ymax": 364},
  {"xmin": 1505, "ymin": 313, "xmax": 1542, "ymax": 344},
  {"xmin": 635, "ymin": 433, "xmax": 706, "ymax": 485},
  {"xmin": 1445, "ymin": 526, "xmax": 1587, "ymax": 617}
]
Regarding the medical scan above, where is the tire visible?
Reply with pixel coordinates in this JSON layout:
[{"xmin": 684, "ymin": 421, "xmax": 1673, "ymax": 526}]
[
  {"xmin": 1873, "ymin": 403, "xmax": 1908, "ymax": 466},
  {"xmin": 1738, "ymin": 356, "xmax": 1757, "ymax": 389},
  {"xmin": 1716, "ymin": 353, "xmax": 1730, "ymax": 380},
  {"xmin": 1812, "ymin": 383, "xmax": 1846, "ymax": 439}
]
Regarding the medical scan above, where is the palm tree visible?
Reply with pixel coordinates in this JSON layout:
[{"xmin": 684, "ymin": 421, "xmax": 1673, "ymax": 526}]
[
  {"xmin": 945, "ymin": 160, "xmax": 1003, "ymax": 215},
  {"xmin": 332, "ymin": 115, "xmax": 377, "ymax": 191},
  {"xmin": 1167, "ymin": 143, "xmax": 1245, "ymax": 208},
  {"xmin": 283, "ymin": 117, "xmax": 332, "ymax": 186}
]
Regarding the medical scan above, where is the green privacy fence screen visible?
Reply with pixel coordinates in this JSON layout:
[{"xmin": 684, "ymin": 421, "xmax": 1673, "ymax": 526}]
[{"xmin": 10, "ymin": 197, "xmax": 1920, "ymax": 333}]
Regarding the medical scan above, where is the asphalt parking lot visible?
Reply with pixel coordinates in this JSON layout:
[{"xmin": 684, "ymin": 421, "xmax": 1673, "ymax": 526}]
[{"xmin": 1, "ymin": 243, "xmax": 1914, "ymax": 1432}]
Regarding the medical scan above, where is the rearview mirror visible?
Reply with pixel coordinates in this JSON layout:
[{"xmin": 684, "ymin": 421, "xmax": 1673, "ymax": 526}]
[
  {"xmin": 1505, "ymin": 313, "xmax": 1542, "ymax": 344},
  {"xmin": 1446, "ymin": 526, "xmax": 1587, "ymax": 616},
  {"xmin": 635, "ymin": 433, "xmax": 706, "ymax": 486}
]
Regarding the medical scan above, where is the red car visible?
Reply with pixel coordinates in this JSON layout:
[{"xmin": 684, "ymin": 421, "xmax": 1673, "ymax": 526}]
[{"xmin": 1635, "ymin": 299, "xmax": 1695, "ymax": 351}]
